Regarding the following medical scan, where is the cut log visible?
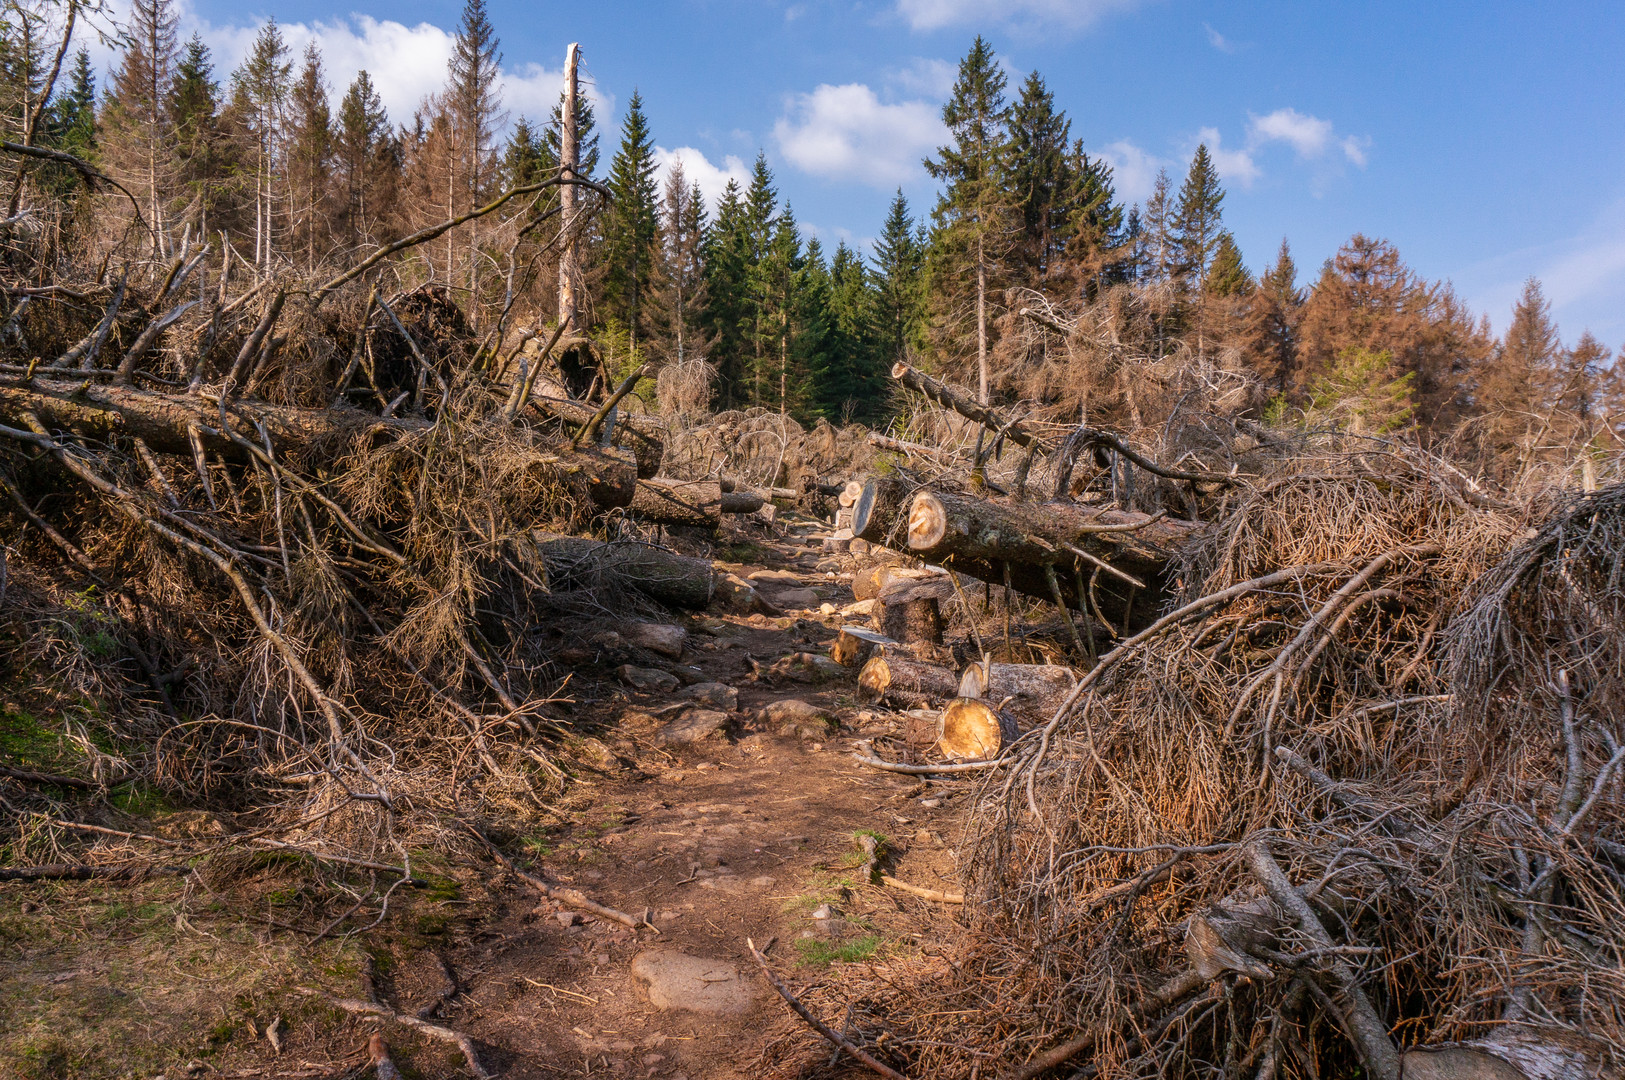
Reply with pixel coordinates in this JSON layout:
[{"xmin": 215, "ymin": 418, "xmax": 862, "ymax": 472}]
[
  {"xmin": 957, "ymin": 660, "xmax": 1077, "ymax": 724},
  {"xmin": 858, "ymin": 654, "xmax": 959, "ymax": 708},
  {"xmin": 719, "ymin": 490, "xmax": 765, "ymax": 514},
  {"xmin": 831, "ymin": 625, "xmax": 896, "ymax": 667},
  {"xmin": 719, "ymin": 476, "xmax": 795, "ymax": 500},
  {"xmin": 876, "ymin": 597, "xmax": 944, "ymax": 645},
  {"xmin": 852, "ymin": 565, "xmax": 949, "ymax": 603},
  {"xmin": 534, "ymin": 533, "xmax": 714, "ymax": 609},
  {"xmin": 839, "ymin": 480, "xmax": 863, "ymax": 507},
  {"xmin": 903, "ymin": 488, "xmax": 1201, "ymax": 629},
  {"xmin": 3, "ymin": 378, "xmax": 640, "ymax": 509},
  {"xmin": 851, "ymin": 477, "xmax": 910, "ymax": 545},
  {"xmin": 938, "ymin": 697, "xmax": 1017, "ymax": 761},
  {"xmin": 628, "ymin": 478, "xmax": 721, "ymax": 529}
]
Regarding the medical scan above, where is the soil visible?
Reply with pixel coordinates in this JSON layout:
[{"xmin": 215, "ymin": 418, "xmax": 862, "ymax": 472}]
[{"xmin": 0, "ymin": 512, "xmax": 975, "ymax": 1080}]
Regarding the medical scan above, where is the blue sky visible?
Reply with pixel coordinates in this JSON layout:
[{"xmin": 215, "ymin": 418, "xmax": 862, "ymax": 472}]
[{"xmin": 85, "ymin": 0, "xmax": 1625, "ymax": 345}]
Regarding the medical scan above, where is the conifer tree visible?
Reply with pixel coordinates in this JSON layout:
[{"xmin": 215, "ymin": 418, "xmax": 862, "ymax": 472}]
[
  {"xmin": 872, "ymin": 189, "xmax": 925, "ymax": 366},
  {"xmin": 501, "ymin": 117, "xmax": 545, "ymax": 188},
  {"xmin": 102, "ymin": 0, "xmax": 179, "ymax": 246},
  {"xmin": 742, "ymin": 153, "xmax": 781, "ymax": 404},
  {"xmin": 39, "ymin": 48, "xmax": 97, "ymax": 199},
  {"xmin": 334, "ymin": 71, "xmax": 392, "ymax": 249},
  {"xmin": 1140, "ymin": 170, "xmax": 1175, "ymax": 283},
  {"xmin": 1242, "ymin": 238, "xmax": 1302, "ymax": 388},
  {"xmin": 446, "ymin": 0, "xmax": 503, "ymax": 312},
  {"xmin": 602, "ymin": 91, "xmax": 660, "ymax": 347},
  {"xmin": 1204, "ymin": 232, "xmax": 1250, "ymax": 296},
  {"xmin": 702, "ymin": 178, "xmax": 752, "ymax": 405},
  {"xmin": 1553, "ymin": 332, "xmax": 1610, "ymax": 429},
  {"xmin": 816, "ymin": 240, "xmax": 882, "ymax": 420},
  {"xmin": 1005, "ymin": 70, "xmax": 1071, "ymax": 282},
  {"xmin": 1174, "ymin": 144, "xmax": 1225, "ymax": 284},
  {"xmin": 1061, "ymin": 141, "xmax": 1125, "ymax": 293},
  {"xmin": 541, "ymin": 92, "xmax": 598, "ymax": 177},
  {"xmin": 924, "ymin": 36, "xmax": 1011, "ymax": 403},
  {"xmin": 1483, "ymin": 277, "xmax": 1560, "ymax": 415},
  {"xmin": 230, "ymin": 20, "xmax": 291, "ymax": 269},
  {"xmin": 168, "ymin": 36, "xmax": 231, "ymax": 238},
  {"xmin": 648, "ymin": 162, "xmax": 710, "ymax": 367},
  {"xmin": 286, "ymin": 43, "xmax": 331, "ymax": 271}
]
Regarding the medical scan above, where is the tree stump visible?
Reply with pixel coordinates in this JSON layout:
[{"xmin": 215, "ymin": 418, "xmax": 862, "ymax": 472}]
[
  {"xmin": 858, "ymin": 655, "xmax": 958, "ymax": 707},
  {"xmin": 938, "ymin": 698, "xmax": 1017, "ymax": 760},
  {"xmin": 876, "ymin": 597, "xmax": 944, "ymax": 645}
]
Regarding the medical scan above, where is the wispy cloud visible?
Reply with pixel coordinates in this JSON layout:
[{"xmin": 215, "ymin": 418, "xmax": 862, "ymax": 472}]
[
  {"xmin": 1198, "ymin": 126, "xmax": 1262, "ymax": 187},
  {"xmin": 889, "ymin": 57, "xmax": 957, "ymax": 98},
  {"xmin": 895, "ymin": 0, "xmax": 1142, "ymax": 33},
  {"xmin": 774, "ymin": 83, "xmax": 946, "ymax": 187},
  {"xmin": 1202, "ymin": 22, "xmax": 1236, "ymax": 53},
  {"xmin": 1096, "ymin": 140, "xmax": 1168, "ymax": 204}
]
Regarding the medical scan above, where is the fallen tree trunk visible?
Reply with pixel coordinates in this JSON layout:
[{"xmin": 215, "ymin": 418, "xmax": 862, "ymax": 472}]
[
  {"xmin": 3, "ymin": 377, "xmax": 640, "ymax": 509},
  {"xmin": 719, "ymin": 490, "xmax": 765, "ymax": 514},
  {"xmin": 902, "ymin": 488, "xmax": 1201, "ymax": 629},
  {"xmin": 534, "ymin": 533, "xmax": 715, "ymax": 609},
  {"xmin": 852, "ymin": 477, "xmax": 911, "ymax": 545},
  {"xmin": 891, "ymin": 361, "xmax": 1045, "ymax": 450},
  {"xmin": 858, "ymin": 654, "xmax": 959, "ymax": 708},
  {"xmin": 628, "ymin": 478, "xmax": 722, "ymax": 529},
  {"xmin": 957, "ymin": 661, "xmax": 1077, "ymax": 724}
]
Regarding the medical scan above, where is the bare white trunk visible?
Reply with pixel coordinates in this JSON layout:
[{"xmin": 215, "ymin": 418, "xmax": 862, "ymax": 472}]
[{"xmin": 557, "ymin": 43, "xmax": 582, "ymax": 336}]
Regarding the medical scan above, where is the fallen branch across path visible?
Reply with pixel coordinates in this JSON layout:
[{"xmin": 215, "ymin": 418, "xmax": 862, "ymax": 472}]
[
  {"xmin": 880, "ymin": 875, "xmax": 964, "ymax": 904},
  {"xmin": 747, "ymin": 937, "xmax": 911, "ymax": 1080}
]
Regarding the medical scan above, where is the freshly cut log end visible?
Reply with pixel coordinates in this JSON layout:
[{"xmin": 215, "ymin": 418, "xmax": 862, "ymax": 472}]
[
  {"xmin": 858, "ymin": 654, "xmax": 959, "ymax": 707},
  {"xmin": 852, "ymin": 478, "xmax": 908, "ymax": 544},
  {"xmin": 938, "ymin": 697, "xmax": 1016, "ymax": 761},
  {"xmin": 839, "ymin": 480, "xmax": 864, "ymax": 507},
  {"xmin": 907, "ymin": 491, "xmax": 949, "ymax": 550}
]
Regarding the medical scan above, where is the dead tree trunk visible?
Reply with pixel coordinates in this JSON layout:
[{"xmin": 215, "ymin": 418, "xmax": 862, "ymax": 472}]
[
  {"xmin": 3, "ymin": 378, "xmax": 641, "ymax": 509},
  {"xmin": 628, "ymin": 478, "xmax": 721, "ymax": 530},
  {"xmin": 858, "ymin": 654, "xmax": 959, "ymax": 708},
  {"xmin": 524, "ymin": 373, "xmax": 663, "ymax": 478},
  {"xmin": 957, "ymin": 660, "xmax": 1076, "ymax": 724},
  {"xmin": 903, "ymin": 487, "xmax": 1200, "ymax": 629},
  {"xmin": 852, "ymin": 477, "xmax": 910, "ymax": 545},
  {"xmin": 534, "ymin": 534, "xmax": 715, "ymax": 609}
]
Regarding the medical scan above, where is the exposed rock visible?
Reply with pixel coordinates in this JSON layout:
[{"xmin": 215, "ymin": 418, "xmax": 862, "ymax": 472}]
[
  {"xmin": 657, "ymin": 708, "xmax": 730, "ymax": 745},
  {"xmin": 714, "ymin": 573, "xmax": 777, "ymax": 614},
  {"xmin": 765, "ymin": 586, "xmax": 821, "ymax": 609},
  {"xmin": 616, "ymin": 665, "xmax": 680, "ymax": 693},
  {"xmin": 748, "ymin": 569, "xmax": 803, "ymax": 584},
  {"xmin": 759, "ymin": 698, "xmax": 835, "ymax": 739},
  {"xmin": 761, "ymin": 652, "xmax": 847, "ymax": 683},
  {"xmin": 630, "ymin": 951, "xmax": 755, "ymax": 1014},
  {"xmin": 622, "ymin": 622, "xmax": 688, "ymax": 658},
  {"xmin": 678, "ymin": 681, "xmax": 739, "ymax": 710}
]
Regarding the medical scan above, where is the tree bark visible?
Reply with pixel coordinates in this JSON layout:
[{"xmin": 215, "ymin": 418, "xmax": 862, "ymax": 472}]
[
  {"xmin": 891, "ymin": 362, "xmax": 1043, "ymax": 449},
  {"xmin": 852, "ymin": 477, "xmax": 911, "ymax": 545},
  {"xmin": 832, "ymin": 625, "xmax": 895, "ymax": 667},
  {"xmin": 858, "ymin": 654, "xmax": 959, "ymax": 708},
  {"xmin": 902, "ymin": 488, "xmax": 1199, "ymax": 629},
  {"xmin": 534, "ymin": 533, "xmax": 715, "ymax": 609},
  {"xmin": 628, "ymin": 478, "xmax": 721, "ymax": 529},
  {"xmin": 525, "ymin": 374, "xmax": 664, "ymax": 478},
  {"xmin": 877, "ymin": 597, "xmax": 943, "ymax": 645},
  {"xmin": 957, "ymin": 661, "xmax": 1076, "ymax": 724}
]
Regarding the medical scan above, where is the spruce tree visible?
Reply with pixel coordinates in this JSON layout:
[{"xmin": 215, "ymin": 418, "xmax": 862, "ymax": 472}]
[
  {"xmin": 1062, "ymin": 141, "xmax": 1125, "ymax": 292},
  {"xmin": 701, "ymin": 178, "xmax": 752, "ymax": 405},
  {"xmin": 335, "ymin": 71, "xmax": 392, "ymax": 248},
  {"xmin": 1140, "ymin": 170, "xmax": 1175, "ymax": 283},
  {"xmin": 446, "ymin": 0, "xmax": 503, "ymax": 312},
  {"xmin": 286, "ymin": 43, "xmax": 331, "ymax": 270},
  {"xmin": 50, "ymin": 48, "xmax": 97, "ymax": 156},
  {"xmin": 502, "ymin": 117, "xmax": 545, "ymax": 188},
  {"xmin": 168, "ymin": 36, "xmax": 231, "ymax": 239},
  {"xmin": 1243, "ymin": 238, "xmax": 1302, "ymax": 388},
  {"xmin": 602, "ymin": 91, "xmax": 660, "ymax": 347},
  {"xmin": 817, "ymin": 240, "xmax": 882, "ymax": 420},
  {"xmin": 1554, "ymin": 332, "xmax": 1610, "ymax": 428},
  {"xmin": 1174, "ymin": 144, "xmax": 1225, "ymax": 284},
  {"xmin": 872, "ymin": 189, "xmax": 925, "ymax": 366},
  {"xmin": 102, "ymin": 0, "xmax": 179, "ymax": 245},
  {"xmin": 230, "ymin": 20, "xmax": 291, "ymax": 269},
  {"xmin": 648, "ymin": 162, "xmax": 711, "ymax": 367},
  {"xmin": 541, "ymin": 92, "xmax": 598, "ymax": 177},
  {"xmin": 742, "ymin": 153, "xmax": 780, "ymax": 404},
  {"xmin": 1005, "ymin": 70, "xmax": 1071, "ymax": 283},
  {"xmin": 1204, "ymin": 232, "xmax": 1251, "ymax": 296},
  {"xmin": 924, "ymin": 36, "xmax": 1011, "ymax": 403}
]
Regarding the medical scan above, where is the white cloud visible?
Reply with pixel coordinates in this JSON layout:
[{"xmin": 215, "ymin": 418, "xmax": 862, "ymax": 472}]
[
  {"xmin": 773, "ymin": 83, "xmax": 946, "ymax": 187},
  {"xmin": 1203, "ymin": 23, "xmax": 1236, "ymax": 53},
  {"xmin": 1096, "ymin": 140, "xmax": 1167, "ymax": 204},
  {"xmin": 653, "ymin": 146, "xmax": 751, "ymax": 213},
  {"xmin": 1246, "ymin": 108, "xmax": 1332, "ymax": 158},
  {"xmin": 86, "ymin": 4, "xmax": 608, "ymax": 133},
  {"xmin": 1341, "ymin": 135, "xmax": 1371, "ymax": 167},
  {"xmin": 896, "ymin": 0, "xmax": 1141, "ymax": 32},
  {"xmin": 889, "ymin": 57, "xmax": 957, "ymax": 98},
  {"xmin": 1197, "ymin": 126, "xmax": 1261, "ymax": 187}
]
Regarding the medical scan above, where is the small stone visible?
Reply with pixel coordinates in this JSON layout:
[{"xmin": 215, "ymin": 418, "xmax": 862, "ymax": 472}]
[
  {"xmin": 921, "ymin": 798, "xmax": 941, "ymax": 808},
  {"xmin": 589, "ymin": 630, "xmax": 623, "ymax": 649},
  {"xmin": 760, "ymin": 698, "xmax": 835, "ymax": 739},
  {"xmin": 767, "ymin": 586, "xmax": 821, "ymax": 609},
  {"xmin": 631, "ymin": 951, "xmax": 755, "ymax": 1014},
  {"xmin": 748, "ymin": 569, "xmax": 803, "ymax": 584},
  {"xmin": 556, "ymin": 910, "xmax": 582, "ymax": 927},
  {"xmin": 679, "ymin": 681, "xmax": 739, "ymax": 710},
  {"xmin": 762, "ymin": 653, "xmax": 846, "ymax": 683},
  {"xmin": 622, "ymin": 622, "xmax": 688, "ymax": 658},
  {"xmin": 657, "ymin": 709, "xmax": 730, "ymax": 745},
  {"xmin": 819, "ymin": 602, "xmax": 837, "ymax": 616},
  {"xmin": 915, "ymin": 829, "xmax": 933, "ymax": 843},
  {"xmin": 850, "ymin": 538, "xmax": 870, "ymax": 554},
  {"xmin": 616, "ymin": 665, "xmax": 680, "ymax": 693},
  {"xmin": 810, "ymin": 902, "xmax": 835, "ymax": 920}
]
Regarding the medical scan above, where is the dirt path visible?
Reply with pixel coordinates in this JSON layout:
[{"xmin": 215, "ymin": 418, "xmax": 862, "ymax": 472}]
[{"xmin": 376, "ymin": 516, "xmax": 968, "ymax": 1079}]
